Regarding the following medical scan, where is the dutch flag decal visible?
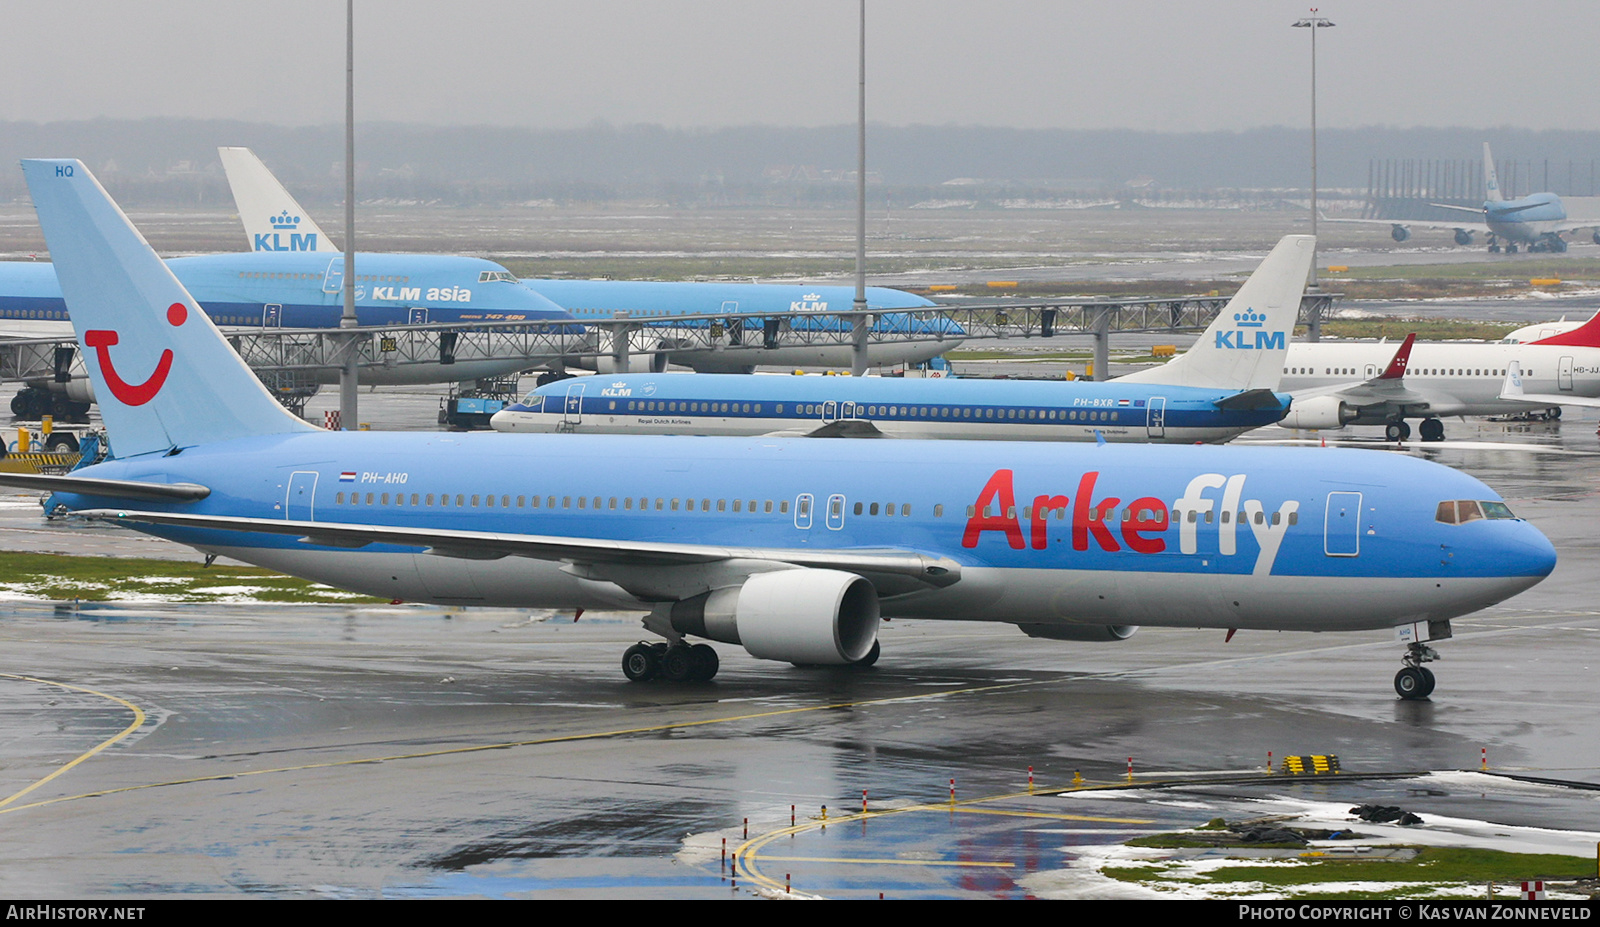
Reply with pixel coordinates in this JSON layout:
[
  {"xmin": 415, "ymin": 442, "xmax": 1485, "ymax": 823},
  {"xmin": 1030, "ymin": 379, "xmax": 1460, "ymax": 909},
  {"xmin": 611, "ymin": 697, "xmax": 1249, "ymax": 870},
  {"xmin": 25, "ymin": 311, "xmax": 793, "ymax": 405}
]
[{"xmin": 340, "ymin": 471, "xmax": 356, "ymax": 482}]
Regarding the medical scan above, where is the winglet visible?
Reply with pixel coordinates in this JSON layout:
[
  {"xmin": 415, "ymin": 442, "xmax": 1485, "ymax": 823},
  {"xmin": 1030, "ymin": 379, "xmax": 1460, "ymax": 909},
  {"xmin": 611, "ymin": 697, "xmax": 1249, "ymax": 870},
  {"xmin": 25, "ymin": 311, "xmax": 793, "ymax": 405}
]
[
  {"xmin": 1527, "ymin": 310, "xmax": 1600, "ymax": 348},
  {"xmin": 1377, "ymin": 333, "xmax": 1416, "ymax": 380},
  {"xmin": 1500, "ymin": 361, "xmax": 1525, "ymax": 400}
]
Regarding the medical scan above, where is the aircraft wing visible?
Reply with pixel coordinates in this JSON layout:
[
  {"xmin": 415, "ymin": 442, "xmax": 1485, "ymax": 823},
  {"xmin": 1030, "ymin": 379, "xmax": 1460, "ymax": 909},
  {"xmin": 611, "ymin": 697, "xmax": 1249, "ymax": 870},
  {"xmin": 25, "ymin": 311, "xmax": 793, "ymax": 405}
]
[
  {"xmin": 762, "ymin": 419, "xmax": 887, "ymax": 439},
  {"xmin": 1321, "ymin": 215, "xmax": 1490, "ymax": 235},
  {"xmin": 71, "ymin": 509, "xmax": 963, "ymax": 593},
  {"xmin": 0, "ymin": 473, "xmax": 211, "ymax": 501},
  {"xmin": 1498, "ymin": 361, "xmax": 1600, "ymax": 408}
]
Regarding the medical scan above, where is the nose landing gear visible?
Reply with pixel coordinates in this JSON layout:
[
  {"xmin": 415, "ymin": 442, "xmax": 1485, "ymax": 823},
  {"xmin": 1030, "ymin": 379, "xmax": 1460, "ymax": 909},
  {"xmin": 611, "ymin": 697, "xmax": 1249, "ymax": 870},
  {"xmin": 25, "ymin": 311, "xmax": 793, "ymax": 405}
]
[{"xmin": 1395, "ymin": 641, "xmax": 1440, "ymax": 700}]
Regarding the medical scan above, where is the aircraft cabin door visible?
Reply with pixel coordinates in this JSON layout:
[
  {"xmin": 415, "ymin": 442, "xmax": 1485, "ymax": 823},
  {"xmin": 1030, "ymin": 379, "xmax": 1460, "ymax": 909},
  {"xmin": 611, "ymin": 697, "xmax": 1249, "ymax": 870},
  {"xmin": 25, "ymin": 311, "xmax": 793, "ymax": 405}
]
[
  {"xmin": 1146, "ymin": 396, "xmax": 1167, "ymax": 439},
  {"xmin": 1363, "ymin": 363, "xmax": 1379, "ymax": 379},
  {"xmin": 793, "ymin": 493, "xmax": 814, "ymax": 530},
  {"xmin": 321, "ymin": 257, "xmax": 344, "ymax": 294},
  {"xmin": 286, "ymin": 471, "xmax": 318, "ymax": 522},
  {"xmin": 825, "ymin": 494, "xmax": 846, "ymax": 530},
  {"xmin": 841, "ymin": 401, "xmax": 859, "ymax": 420},
  {"xmin": 563, "ymin": 383, "xmax": 585, "ymax": 424},
  {"xmin": 822, "ymin": 400, "xmax": 838, "ymax": 423},
  {"xmin": 1559, "ymin": 355, "xmax": 1574, "ymax": 391},
  {"xmin": 409, "ymin": 307, "xmax": 428, "ymax": 325},
  {"xmin": 263, "ymin": 304, "xmax": 282, "ymax": 327},
  {"xmin": 1324, "ymin": 491, "xmax": 1362, "ymax": 557}
]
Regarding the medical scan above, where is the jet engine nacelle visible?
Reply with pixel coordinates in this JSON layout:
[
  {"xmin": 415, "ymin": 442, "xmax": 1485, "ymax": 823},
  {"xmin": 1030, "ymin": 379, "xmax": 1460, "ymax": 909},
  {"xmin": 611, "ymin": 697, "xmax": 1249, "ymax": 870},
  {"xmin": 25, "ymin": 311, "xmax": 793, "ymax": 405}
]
[
  {"xmin": 1391, "ymin": 225, "xmax": 1411, "ymax": 242},
  {"xmin": 669, "ymin": 569, "xmax": 879, "ymax": 664},
  {"xmin": 1278, "ymin": 395, "xmax": 1357, "ymax": 430},
  {"xmin": 64, "ymin": 377, "xmax": 95, "ymax": 405},
  {"xmin": 1453, "ymin": 229, "xmax": 1474, "ymax": 246},
  {"xmin": 578, "ymin": 352, "xmax": 669, "ymax": 375},
  {"xmin": 1018, "ymin": 624, "xmax": 1138, "ymax": 643}
]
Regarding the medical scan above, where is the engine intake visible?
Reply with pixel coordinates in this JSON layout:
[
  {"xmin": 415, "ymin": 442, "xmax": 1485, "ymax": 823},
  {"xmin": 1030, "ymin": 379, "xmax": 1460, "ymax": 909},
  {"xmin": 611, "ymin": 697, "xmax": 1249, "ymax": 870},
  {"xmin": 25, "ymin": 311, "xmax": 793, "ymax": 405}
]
[
  {"xmin": 1278, "ymin": 395, "xmax": 1357, "ymax": 430},
  {"xmin": 669, "ymin": 569, "xmax": 879, "ymax": 664}
]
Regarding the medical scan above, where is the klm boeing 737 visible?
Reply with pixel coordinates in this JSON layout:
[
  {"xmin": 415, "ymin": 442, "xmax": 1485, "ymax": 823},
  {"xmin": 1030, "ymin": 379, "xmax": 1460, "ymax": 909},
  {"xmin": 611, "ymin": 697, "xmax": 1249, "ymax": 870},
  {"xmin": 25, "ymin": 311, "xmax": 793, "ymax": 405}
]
[
  {"xmin": 6, "ymin": 160, "xmax": 1557, "ymax": 700},
  {"xmin": 490, "ymin": 237, "xmax": 1314, "ymax": 442},
  {"xmin": 221, "ymin": 147, "xmax": 961, "ymax": 373}
]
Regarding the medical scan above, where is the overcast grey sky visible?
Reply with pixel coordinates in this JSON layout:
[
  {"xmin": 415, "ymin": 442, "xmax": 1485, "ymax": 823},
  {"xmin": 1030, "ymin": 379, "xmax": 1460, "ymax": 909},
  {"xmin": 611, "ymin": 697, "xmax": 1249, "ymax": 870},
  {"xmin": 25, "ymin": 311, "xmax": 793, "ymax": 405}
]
[{"xmin": 4, "ymin": 1, "xmax": 1596, "ymax": 131}]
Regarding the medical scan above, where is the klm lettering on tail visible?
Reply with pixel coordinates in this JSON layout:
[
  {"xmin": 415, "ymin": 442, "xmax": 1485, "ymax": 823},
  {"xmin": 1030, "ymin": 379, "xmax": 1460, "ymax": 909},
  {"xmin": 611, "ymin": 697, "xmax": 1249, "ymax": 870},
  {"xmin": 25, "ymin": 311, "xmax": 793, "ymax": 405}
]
[
  {"xmin": 1216, "ymin": 310, "xmax": 1284, "ymax": 350},
  {"xmin": 253, "ymin": 210, "xmax": 319, "ymax": 252}
]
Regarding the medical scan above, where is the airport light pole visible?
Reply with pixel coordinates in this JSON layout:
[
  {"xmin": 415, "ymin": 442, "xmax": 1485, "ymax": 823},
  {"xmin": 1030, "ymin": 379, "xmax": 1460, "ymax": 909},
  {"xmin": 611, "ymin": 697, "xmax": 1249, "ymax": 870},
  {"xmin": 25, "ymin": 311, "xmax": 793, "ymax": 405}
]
[
  {"xmin": 1292, "ymin": 9, "xmax": 1333, "ymax": 289},
  {"xmin": 338, "ymin": 0, "xmax": 360, "ymax": 429},
  {"xmin": 850, "ymin": 0, "xmax": 870, "ymax": 377}
]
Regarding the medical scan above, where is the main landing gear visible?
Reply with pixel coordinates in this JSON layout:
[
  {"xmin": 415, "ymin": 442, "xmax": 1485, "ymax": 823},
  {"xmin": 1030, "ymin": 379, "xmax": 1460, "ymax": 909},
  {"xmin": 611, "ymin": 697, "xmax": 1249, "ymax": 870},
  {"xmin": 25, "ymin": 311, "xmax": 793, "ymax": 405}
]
[
  {"xmin": 1385, "ymin": 418, "xmax": 1444, "ymax": 442},
  {"xmin": 1394, "ymin": 641, "xmax": 1440, "ymax": 700},
  {"xmin": 622, "ymin": 641, "xmax": 720, "ymax": 682}
]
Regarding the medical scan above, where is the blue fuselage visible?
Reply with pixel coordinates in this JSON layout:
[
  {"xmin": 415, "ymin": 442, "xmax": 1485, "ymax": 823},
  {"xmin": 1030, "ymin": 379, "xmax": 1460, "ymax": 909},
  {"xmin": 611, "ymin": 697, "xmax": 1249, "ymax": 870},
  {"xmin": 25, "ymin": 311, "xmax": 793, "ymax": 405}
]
[
  {"xmin": 1486, "ymin": 192, "xmax": 1568, "ymax": 244},
  {"xmin": 0, "ymin": 251, "xmax": 578, "ymax": 335},
  {"xmin": 494, "ymin": 373, "xmax": 1291, "ymax": 444},
  {"xmin": 50, "ymin": 432, "xmax": 1554, "ymax": 631}
]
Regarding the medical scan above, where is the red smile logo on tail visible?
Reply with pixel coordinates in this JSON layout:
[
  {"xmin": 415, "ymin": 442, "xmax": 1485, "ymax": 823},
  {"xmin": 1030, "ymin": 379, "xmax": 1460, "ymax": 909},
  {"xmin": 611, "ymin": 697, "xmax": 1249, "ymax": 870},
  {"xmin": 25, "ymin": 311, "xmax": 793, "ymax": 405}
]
[{"xmin": 84, "ymin": 302, "xmax": 188, "ymax": 406}]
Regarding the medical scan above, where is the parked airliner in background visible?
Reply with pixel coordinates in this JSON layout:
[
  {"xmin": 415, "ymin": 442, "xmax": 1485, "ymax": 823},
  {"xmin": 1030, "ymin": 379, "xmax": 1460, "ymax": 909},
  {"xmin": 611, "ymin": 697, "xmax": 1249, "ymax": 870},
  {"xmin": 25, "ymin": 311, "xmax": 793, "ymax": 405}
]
[
  {"xmin": 0, "ymin": 248, "xmax": 579, "ymax": 416},
  {"xmin": 490, "ymin": 236, "xmax": 1314, "ymax": 442},
  {"xmin": 1338, "ymin": 143, "xmax": 1600, "ymax": 253},
  {"xmin": 1277, "ymin": 312, "xmax": 1600, "ymax": 440},
  {"xmin": 5, "ymin": 159, "xmax": 1557, "ymax": 699},
  {"xmin": 221, "ymin": 147, "xmax": 962, "ymax": 374}
]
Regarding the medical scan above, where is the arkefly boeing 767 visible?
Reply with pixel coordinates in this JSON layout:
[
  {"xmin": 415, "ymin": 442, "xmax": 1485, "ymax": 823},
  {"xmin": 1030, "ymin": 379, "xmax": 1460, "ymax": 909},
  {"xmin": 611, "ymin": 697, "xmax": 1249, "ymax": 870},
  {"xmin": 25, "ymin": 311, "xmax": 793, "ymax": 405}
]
[{"xmin": 4, "ymin": 159, "xmax": 1555, "ymax": 700}]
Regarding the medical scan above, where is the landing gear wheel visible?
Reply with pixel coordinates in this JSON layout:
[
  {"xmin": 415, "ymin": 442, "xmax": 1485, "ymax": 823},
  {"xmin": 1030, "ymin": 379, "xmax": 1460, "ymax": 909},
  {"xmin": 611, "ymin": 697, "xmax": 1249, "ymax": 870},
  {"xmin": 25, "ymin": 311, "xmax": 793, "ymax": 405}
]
[
  {"xmin": 1549, "ymin": 407, "xmax": 1562, "ymax": 420},
  {"xmin": 688, "ymin": 643, "xmax": 719, "ymax": 682},
  {"xmin": 1395, "ymin": 666, "xmax": 1433, "ymax": 700},
  {"xmin": 622, "ymin": 643, "xmax": 661, "ymax": 681},
  {"xmin": 661, "ymin": 645, "xmax": 695, "ymax": 682},
  {"xmin": 1385, "ymin": 421, "xmax": 1411, "ymax": 442},
  {"xmin": 853, "ymin": 639, "xmax": 881, "ymax": 668},
  {"xmin": 1419, "ymin": 418, "xmax": 1445, "ymax": 442}
]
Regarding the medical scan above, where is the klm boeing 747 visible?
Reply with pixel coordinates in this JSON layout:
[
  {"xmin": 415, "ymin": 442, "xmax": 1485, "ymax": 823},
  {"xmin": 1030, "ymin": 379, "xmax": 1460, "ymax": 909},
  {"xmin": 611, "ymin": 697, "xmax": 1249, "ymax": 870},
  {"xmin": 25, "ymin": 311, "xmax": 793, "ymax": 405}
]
[
  {"xmin": 490, "ymin": 237, "xmax": 1314, "ymax": 442},
  {"xmin": 222, "ymin": 147, "xmax": 961, "ymax": 373},
  {"xmin": 1335, "ymin": 143, "xmax": 1600, "ymax": 253},
  {"xmin": 0, "ymin": 244, "xmax": 580, "ymax": 415},
  {"xmin": 6, "ymin": 160, "xmax": 1557, "ymax": 700}
]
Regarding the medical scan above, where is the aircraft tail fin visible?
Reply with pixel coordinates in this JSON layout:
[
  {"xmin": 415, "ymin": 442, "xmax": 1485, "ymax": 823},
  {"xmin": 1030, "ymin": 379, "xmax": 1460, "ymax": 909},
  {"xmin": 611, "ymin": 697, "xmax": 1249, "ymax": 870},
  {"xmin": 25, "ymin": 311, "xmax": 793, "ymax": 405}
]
[
  {"xmin": 218, "ymin": 147, "xmax": 340, "ymax": 253},
  {"xmin": 22, "ymin": 159, "xmax": 319, "ymax": 458},
  {"xmin": 1377, "ymin": 333, "xmax": 1416, "ymax": 379},
  {"xmin": 1483, "ymin": 141, "xmax": 1504, "ymax": 203},
  {"xmin": 1120, "ymin": 235, "xmax": 1314, "ymax": 391},
  {"xmin": 1527, "ymin": 310, "xmax": 1600, "ymax": 348}
]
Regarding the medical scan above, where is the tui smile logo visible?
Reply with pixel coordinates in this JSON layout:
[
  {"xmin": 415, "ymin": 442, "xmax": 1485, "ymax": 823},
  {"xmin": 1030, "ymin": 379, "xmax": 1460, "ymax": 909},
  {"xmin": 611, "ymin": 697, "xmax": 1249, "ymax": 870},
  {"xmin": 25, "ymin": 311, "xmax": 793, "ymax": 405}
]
[{"xmin": 84, "ymin": 302, "xmax": 187, "ymax": 406}]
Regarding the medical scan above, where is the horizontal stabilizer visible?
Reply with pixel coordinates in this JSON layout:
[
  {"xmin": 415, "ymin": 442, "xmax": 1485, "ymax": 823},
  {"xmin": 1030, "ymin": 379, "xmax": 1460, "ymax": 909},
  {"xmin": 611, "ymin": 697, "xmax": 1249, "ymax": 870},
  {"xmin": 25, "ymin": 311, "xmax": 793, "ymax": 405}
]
[
  {"xmin": 1212, "ymin": 388, "xmax": 1287, "ymax": 411},
  {"xmin": 0, "ymin": 472, "xmax": 209, "ymax": 501}
]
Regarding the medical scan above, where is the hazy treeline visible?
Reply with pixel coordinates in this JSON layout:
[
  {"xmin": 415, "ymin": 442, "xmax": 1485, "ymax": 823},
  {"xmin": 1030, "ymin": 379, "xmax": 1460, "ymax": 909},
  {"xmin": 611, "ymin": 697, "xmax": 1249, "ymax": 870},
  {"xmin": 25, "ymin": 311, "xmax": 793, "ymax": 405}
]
[{"xmin": 1, "ymin": 119, "xmax": 1596, "ymax": 206}]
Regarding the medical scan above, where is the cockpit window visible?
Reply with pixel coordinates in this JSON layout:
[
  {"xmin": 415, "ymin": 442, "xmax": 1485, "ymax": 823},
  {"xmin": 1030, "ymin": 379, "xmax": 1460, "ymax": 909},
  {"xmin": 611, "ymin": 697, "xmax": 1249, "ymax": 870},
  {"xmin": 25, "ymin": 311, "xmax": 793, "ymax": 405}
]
[
  {"xmin": 478, "ymin": 271, "xmax": 518, "ymax": 284},
  {"xmin": 1436, "ymin": 499, "xmax": 1516, "ymax": 524},
  {"xmin": 517, "ymin": 392, "xmax": 545, "ymax": 407}
]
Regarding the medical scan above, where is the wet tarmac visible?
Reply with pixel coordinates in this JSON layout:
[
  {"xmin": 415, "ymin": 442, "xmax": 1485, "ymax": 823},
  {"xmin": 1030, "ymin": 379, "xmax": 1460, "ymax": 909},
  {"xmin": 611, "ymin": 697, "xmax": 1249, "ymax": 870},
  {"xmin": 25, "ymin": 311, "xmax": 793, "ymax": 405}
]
[{"xmin": 1, "ymin": 401, "xmax": 1598, "ymax": 898}]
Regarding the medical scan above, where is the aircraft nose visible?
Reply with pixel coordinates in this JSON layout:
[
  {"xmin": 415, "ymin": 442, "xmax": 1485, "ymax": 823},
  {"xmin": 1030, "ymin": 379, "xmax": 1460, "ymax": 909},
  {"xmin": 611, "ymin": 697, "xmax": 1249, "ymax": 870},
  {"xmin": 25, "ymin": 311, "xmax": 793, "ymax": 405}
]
[{"xmin": 1496, "ymin": 520, "xmax": 1558, "ymax": 586}]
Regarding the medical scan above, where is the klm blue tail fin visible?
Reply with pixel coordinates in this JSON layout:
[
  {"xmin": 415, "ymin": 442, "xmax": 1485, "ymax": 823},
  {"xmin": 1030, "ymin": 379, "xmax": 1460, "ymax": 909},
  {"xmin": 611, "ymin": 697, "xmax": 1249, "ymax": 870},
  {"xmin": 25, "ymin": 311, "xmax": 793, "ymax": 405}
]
[{"xmin": 23, "ymin": 159, "xmax": 318, "ymax": 458}]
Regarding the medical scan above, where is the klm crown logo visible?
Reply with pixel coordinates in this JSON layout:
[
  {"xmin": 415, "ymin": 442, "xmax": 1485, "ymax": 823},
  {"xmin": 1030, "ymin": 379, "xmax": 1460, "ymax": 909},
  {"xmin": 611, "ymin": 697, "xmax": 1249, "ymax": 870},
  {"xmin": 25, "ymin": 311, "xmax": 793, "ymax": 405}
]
[
  {"xmin": 1234, "ymin": 310, "xmax": 1265, "ymax": 328},
  {"xmin": 255, "ymin": 210, "xmax": 318, "ymax": 252}
]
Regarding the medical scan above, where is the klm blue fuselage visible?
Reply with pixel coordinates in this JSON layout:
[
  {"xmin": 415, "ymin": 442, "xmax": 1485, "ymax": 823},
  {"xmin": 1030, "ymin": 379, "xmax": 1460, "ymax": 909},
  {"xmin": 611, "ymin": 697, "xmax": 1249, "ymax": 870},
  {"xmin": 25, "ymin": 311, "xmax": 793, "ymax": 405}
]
[
  {"xmin": 524, "ymin": 279, "xmax": 961, "ymax": 337},
  {"xmin": 49, "ymin": 432, "xmax": 1554, "ymax": 632},
  {"xmin": 1486, "ymin": 192, "xmax": 1569, "ymax": 245},
  {"xmin": 0, "ymin": 251, "xmax": 577, "ymax": 334},
  {"xmin": 493, "ymin": 372, "xmax": 1291, "ymax": 444}
]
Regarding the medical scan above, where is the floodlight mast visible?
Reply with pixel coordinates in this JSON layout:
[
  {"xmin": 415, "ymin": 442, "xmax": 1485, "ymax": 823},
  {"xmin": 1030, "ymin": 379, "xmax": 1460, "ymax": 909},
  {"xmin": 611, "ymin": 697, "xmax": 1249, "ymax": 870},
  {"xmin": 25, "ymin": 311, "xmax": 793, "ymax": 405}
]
[{"xmin": 1292, "ymin": 10, "xmax": 1334, "ymax": 289}]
